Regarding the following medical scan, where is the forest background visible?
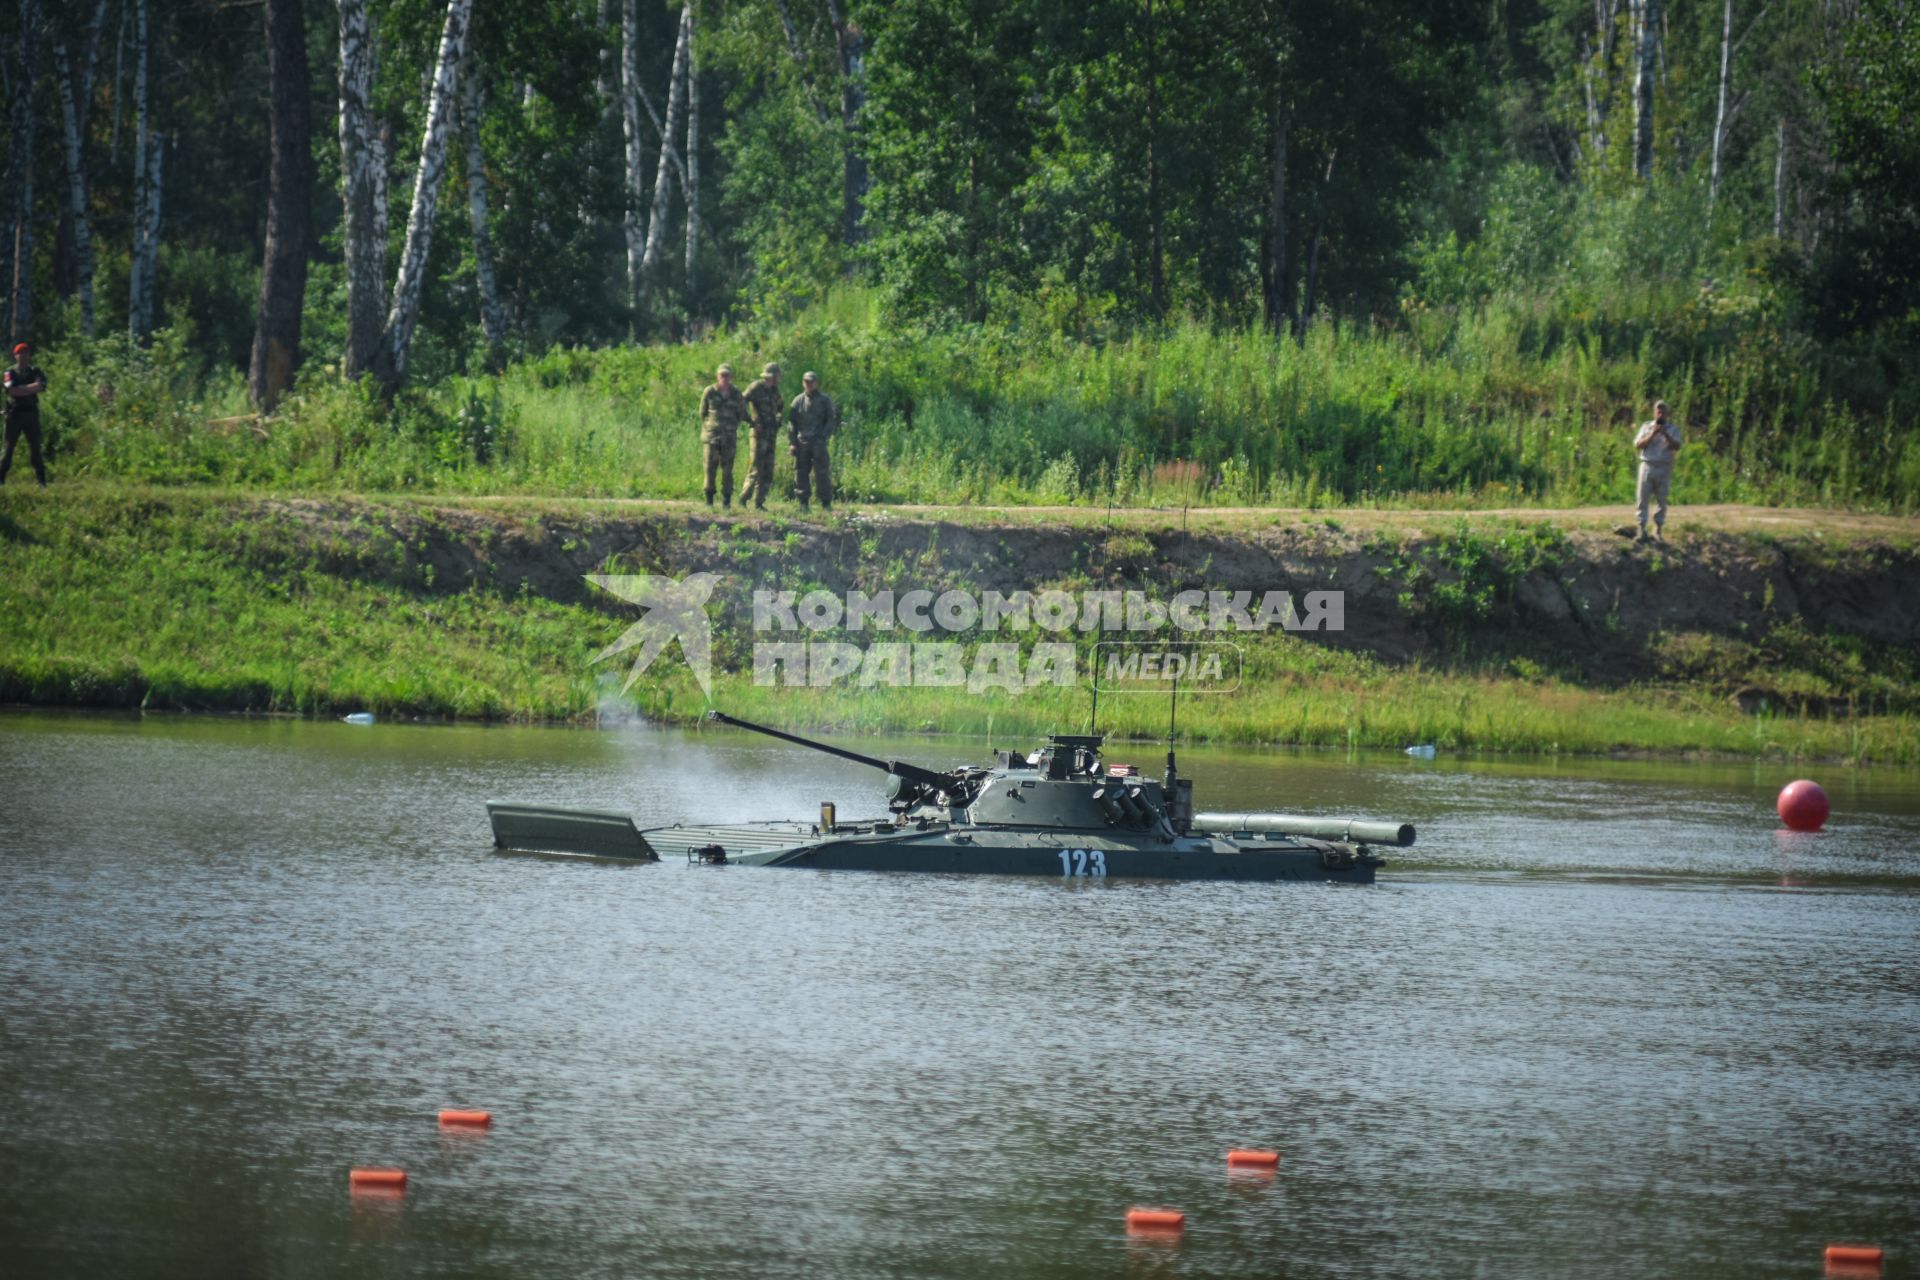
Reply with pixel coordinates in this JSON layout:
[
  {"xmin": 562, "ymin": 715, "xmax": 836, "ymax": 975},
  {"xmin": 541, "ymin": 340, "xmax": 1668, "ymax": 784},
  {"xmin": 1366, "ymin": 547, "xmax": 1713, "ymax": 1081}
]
[{"xmin": 0, "ymin": 0, "xmax": 1915, "ymax": 511}]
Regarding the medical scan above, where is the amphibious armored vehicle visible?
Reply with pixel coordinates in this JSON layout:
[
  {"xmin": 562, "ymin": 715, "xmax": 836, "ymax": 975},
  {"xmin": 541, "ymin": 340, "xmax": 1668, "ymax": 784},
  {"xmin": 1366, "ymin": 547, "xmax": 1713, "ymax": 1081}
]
[{"xmin": 487, "ymin": 711, "xmax": 1411, "ymax": 883}]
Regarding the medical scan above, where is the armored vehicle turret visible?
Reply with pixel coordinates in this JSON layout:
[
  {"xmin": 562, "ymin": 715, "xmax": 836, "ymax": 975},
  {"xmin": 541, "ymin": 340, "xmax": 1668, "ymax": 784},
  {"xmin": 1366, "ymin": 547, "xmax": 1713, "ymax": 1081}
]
[{"xmin": 486, "ymin": 711, "xmax": 1413, "ymax": 883}]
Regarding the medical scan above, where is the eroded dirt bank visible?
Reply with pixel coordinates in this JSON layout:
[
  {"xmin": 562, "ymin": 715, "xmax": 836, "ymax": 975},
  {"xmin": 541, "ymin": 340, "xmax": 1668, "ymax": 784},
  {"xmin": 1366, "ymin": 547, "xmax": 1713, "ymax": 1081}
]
[{"xmin": 251, "ymin": 496, "xmax": 1920, "ymax": 710}]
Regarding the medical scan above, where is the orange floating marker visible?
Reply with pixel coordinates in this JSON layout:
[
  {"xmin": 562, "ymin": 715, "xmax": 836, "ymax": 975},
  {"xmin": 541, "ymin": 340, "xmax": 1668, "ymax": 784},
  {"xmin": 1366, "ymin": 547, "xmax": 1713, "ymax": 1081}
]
[
  {"xmin": 438, "ymin": 1109, "xmax": 492, "ymax": 1128},
  {"xmin": 1825, "ymin": 1245, "xmax": 1884, "ymax": 1269},
  {"xmin": 349, "ymin": 1168, "xmax": 407, "ymax": 1190},
  {"xmin": 1227, "ymin": 1148, "xmax": 1280, "ymax": 1168},
  {"xmin": 1126, "ymin": 1208, "xmax": 1186, "ymax": 1233}
]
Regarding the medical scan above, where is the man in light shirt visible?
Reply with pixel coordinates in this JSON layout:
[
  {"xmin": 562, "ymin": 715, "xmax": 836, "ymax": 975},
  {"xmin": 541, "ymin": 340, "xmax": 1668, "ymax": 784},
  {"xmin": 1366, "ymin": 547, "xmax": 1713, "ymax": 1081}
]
[{"xmin": 1633, "ymin": 399, "xmax": 1683, "ymax": 542}]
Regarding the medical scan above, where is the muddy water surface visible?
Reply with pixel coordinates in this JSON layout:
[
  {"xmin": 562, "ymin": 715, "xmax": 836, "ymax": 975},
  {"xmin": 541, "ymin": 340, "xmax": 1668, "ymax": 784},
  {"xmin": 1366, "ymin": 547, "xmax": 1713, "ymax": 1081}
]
[{"xmin": 2, "ymin": 712, "xmax": 1916, "ymax": 1279}]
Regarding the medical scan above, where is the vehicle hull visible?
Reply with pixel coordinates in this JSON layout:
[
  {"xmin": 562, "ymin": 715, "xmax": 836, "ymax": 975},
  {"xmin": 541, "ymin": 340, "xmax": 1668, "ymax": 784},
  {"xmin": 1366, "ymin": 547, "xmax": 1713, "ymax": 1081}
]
[{"xmin": 487, "ymin": 806, "xmax": 1381, "ymax": 884}]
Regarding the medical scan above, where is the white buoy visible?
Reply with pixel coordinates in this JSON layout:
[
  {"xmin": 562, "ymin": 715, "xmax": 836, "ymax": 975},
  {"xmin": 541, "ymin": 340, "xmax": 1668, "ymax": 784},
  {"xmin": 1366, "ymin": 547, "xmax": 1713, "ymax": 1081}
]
[
  {"xmin": 1405, "ymin": 744, "xmax": 1436, "ymax": 759},
  {"xmin": 343, "ymin": 712, "xmax": 376, "ymax": 725}
]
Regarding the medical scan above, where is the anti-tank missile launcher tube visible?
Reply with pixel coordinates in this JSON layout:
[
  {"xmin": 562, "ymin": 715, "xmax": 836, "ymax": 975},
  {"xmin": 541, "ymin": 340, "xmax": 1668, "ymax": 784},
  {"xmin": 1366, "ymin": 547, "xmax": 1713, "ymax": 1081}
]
[{"xmin": 1189, "ymin": 812, "xmax": 1416, "ymax": 847}]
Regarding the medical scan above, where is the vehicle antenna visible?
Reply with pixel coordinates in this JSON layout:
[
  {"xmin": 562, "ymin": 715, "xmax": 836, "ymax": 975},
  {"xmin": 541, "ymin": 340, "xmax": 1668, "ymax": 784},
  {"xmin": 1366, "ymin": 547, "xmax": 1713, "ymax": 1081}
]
[
  {"xmin": 1089, "ymin": 665, "xmax": 1100, "ymax": 738},
  {"xmin": 1166, "ymin": 667, "xmax": 1178, "ymax": 775}
]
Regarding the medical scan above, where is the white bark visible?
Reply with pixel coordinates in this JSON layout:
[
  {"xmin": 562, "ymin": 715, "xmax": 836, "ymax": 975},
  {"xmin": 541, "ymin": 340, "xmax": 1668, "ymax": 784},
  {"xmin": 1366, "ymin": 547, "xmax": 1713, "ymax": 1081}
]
[
  {"xmin": 1773, "ymin": 117, "xmax": 1787, "ymax": 238},
  {"xmin": 773, "ymin": 0, "xmax": 828, "ymax": 124},
  {"xmin": 371, "ymin": 122, "xmax": 390, "ymax": 273},
  {"xmin": 127, "ymin": 0, "xmax": 150, "ymax": 338},
  {"xmin": 1710, "ymin": 0, "xmax": 1769, "ymax": 216},
  {"xmin": 620, "ymin": 0, "xmax": 646, "ymax": 307},
  {"xmin": 54, "ymin": 42, "xmax": 95, "ymax": 333},
  {"xmin": 110, "ymin": 0, "xmax": 125, "ymax": 162},
  {"xmin": 9, "ymin": 0, "xmax": 42, "ymax": 340},
  {"xmin": 684, "ymin": 3, "xmax": 698, "ymax": 303},
  {"xmin": 463, "ymin": 65, "xmax": 505, "ymax": 357},
  {"xmin": 635, "ymin": 3, "xmax": 691, "ymax": 304},
  {"xmin": 375, "ymin": 0, "xmax": 474, "ymax": 387},
  {"xmin": 1710, "ymin": 0, "xmax": 1733, "ymax": 210},
  {"xmin": 133, "ymin": 133, "xmax": 162, "ymax": 339},
  {"xmin": 338, "ymin": 0, "xmax": 382, "ymax": 374},
  {"xmin": 1631, "ymin": 0, "xmax": 1660, "ymax": 180}
]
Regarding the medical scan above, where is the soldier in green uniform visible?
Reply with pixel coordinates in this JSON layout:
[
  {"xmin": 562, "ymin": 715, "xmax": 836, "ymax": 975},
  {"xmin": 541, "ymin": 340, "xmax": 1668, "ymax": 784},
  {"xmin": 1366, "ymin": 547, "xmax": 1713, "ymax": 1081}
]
[
  {"xmin": 698, "ymin": 364, "xmax": 748, "ymax": 507},
  {"xmin": 1, "ymin": 341, "xmax": 49, "ymax": 488},
  {"xmin": 737, "ymin": 362, "xmax": 784, "ymax": 510},
  {"xmin": 787, "ymin": 371, "xmax": 839, "ymax": 512}
]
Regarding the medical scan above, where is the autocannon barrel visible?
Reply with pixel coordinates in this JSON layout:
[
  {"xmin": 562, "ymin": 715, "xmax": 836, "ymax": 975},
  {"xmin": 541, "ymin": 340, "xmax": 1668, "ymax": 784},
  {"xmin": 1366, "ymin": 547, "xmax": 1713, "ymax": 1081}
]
[
  {"xmin": 1190, "ymin": 812, "xmax": 1416, "ymax": 847},
  {"xmin": 705, "ymin": 710, "xmax": 952, "ymax": 791}
]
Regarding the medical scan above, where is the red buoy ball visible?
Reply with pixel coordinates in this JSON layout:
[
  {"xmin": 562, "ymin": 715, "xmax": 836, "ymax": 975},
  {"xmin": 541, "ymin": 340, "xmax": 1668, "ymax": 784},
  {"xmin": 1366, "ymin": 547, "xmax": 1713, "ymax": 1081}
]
[{"xmin": 1777, "ymin": 780, "xmax": 1830, "ymax": 832}]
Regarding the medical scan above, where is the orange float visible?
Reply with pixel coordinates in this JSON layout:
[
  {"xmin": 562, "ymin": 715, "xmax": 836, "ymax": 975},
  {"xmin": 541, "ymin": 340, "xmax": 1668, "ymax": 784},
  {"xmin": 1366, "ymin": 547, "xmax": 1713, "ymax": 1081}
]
[
  {"xmin": 1825, "ymin": 1245, "xmax": 1884, "ymax": 1269},
  {"xmin": 1126, "ymin": 1208, "xmax": 1186, "ymax": 1232},
  {"xmin": 438, "ymin": 1109, "xmax": 492, "ymax": 1128},
  {"xmin": 1226, "ymin": 1148, "xmax": 1280, "ymax": 1167},
  {"xmin": 349, "ymin": 1168, "xmax": 407, "ymax": 1190}
]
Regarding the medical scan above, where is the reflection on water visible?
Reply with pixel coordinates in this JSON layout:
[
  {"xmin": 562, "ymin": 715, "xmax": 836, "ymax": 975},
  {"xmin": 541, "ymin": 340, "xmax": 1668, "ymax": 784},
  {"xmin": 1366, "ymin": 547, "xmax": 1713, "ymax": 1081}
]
[{"xmin": 1, "ymin": 712, "xmax": 1916, "ymax": 1280}]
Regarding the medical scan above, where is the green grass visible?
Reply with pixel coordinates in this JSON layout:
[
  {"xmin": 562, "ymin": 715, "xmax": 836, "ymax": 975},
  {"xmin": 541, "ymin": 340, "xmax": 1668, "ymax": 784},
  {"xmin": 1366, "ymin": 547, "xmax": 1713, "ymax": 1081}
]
[
  {"xmin": 2, "ymin": 487, "xmax": 1914, "ymax": 764},
  {"xmin": 33, "ymin": 286, "xmax": 1920, "ymax": 512}
]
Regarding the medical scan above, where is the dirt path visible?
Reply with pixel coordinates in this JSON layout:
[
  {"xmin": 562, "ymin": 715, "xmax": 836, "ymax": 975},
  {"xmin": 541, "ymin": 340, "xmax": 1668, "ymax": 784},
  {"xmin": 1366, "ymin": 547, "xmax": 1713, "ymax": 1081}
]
[{"xmin": 448, "ymin": 495, "xmax": 1919, "ymax": 542}]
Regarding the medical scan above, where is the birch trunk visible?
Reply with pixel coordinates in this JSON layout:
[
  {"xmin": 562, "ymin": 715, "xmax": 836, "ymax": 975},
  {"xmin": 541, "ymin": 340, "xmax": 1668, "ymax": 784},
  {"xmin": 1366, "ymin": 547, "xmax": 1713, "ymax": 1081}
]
[
  {"xmin": 110, "ymin": 0, "xmax": 125, "ymax": 162},
  {"xmin": 127, "ymin": 0, "xmax": 150, "ymax": 339},
  {"xmin": 463, "ymin": 65, "xmax": 506, "ymax": 362},
  {"xmin": 1262, "ymin": 85, "xmax": 1290, "ymax": 335},
  {"xmin": 1296, "ymin": 150, "xmax": 1336, "ymax": 342},
  {"xmin": 825, "ymin": 0, "xmax": 867, "ymax": 245},
  {"xmin": 9, "ymin": 0, "xmax": 40, "ymax": 341},
  {"xmin": 249, "ymin": 0, "xmax": 314, "ymax": 411},
  {"xmin": 1581, "ymin": 0, "xmax": 1620, "ymax": 164},
  {"xmin": 1710, "ymin": 0, "xmax": 1733, "ymax": 212},
  {"xmin": 1773, "ymin": 117, "xmax": 1787, "ymax": 238},
  {"xmin": 1631, "ymin": 0, "xmax": 1659, "ymax": 180},
  {"xmin": 373, "ymin": 0, "xmax": 473, "ymax": 390},
  {"xmin": 50, "ymin": 1, "xmax": 103, "ymax": 314},
  {"xmin": 684, "ymin": 4, "xmax": 699, "ymax": 306},
  {"xmin": 620, "ymin": 0, "xmax": 646, "ymax": 309},
  {"xmin": 371, "ymin": 121, "xmax": 390, "ymax": 268},
  {"xmin": 337, "ymin": 0, "xmax": 382, "ymax": 376},
  {"xmin": 634, "ymin": 3, "xmax": 690, "ymax": 312},
  {"xmin": 773, "ymin": 0, "xmax": 829, "ymax": 124},
  {"xmin": 133, "ymin": 134, "xmax": 162, "ymax": 339},
  {"xmin": 54, "ymin": 42, "xmax": 94, "ymax": 333}
]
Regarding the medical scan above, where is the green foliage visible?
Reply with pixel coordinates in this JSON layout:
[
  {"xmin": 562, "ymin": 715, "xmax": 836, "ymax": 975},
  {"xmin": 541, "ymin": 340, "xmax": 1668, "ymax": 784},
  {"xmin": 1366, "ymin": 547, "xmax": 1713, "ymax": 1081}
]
[{"xmin": 32, "ymin": 284, "xmax": 1920, "ymax": 512}]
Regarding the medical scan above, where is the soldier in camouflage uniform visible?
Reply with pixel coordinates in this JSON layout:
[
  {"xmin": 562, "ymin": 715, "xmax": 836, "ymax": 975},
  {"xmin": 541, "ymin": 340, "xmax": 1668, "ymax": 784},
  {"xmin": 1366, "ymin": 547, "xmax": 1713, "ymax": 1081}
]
[
  {"xmin": 786, "ymin": 370, "xmax": 839, "ymax": 512},
  {"xmin": 737, "ymin": 362, "xmax": 784, "ymax": 510},
  {"xmin": 698, "ymin": 364, "xmax": 748, "ymax": 507}
]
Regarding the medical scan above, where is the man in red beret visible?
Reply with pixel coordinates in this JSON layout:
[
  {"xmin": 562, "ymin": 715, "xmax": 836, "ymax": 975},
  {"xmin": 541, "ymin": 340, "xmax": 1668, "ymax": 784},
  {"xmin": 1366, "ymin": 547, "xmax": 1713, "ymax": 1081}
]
[{"xmin": 1, "ymin": 341, "xmax": 48, "ymax": 487}]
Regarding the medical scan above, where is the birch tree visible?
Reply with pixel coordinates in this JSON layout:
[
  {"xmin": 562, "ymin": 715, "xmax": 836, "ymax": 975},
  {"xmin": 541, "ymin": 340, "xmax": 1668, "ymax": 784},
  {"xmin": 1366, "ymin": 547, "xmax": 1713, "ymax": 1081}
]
[
  {"xmin": 1709, "ymin": 0, "xmax": 1770, "ymax": 216},
  {"xmin": 634, "ymin": 2, "xmax": 691, "ymax": 315},
  {"xmin": 9, "ymin": 0, "xmax": 43, "ymax": 339},
  {"xmin": 338, "ymin": 0, "xmax": 383, "ymax": 376},
  {"xmin": 684, "ymin": 3, "xmax": 699, "ymax": 305},
  {"xmin": 51, "ymin": 0, "xmax": 105, "ymax": 330},
  {"xmin": 1631, "ymin": 0, "xmax": 1660, "ymax": 180},
  {"xmin": 464, "ymin": 61, "xmax": 507, "ymax": 362},
  {"xmin": 1579, "ymin": 0, "xmax": 1623, "ymax": 167},
  {"xmin": 127, "ymin": 0, "xmax": 153, "ymax": 340},
  {"xmin": 1263, "ymin": 65, "xmax": 1291, "ymax": 334},
  {"xmin": 249, "ymin": 0, "xmax": 314, "ymax": 411},
  {"xmin": 620, "ymin": 0, "xmax": 648, "ymax": 310},
  {"xmin": 132, "ymin": 134, "xmax": 163, "ymax": 340},
  {"xmin": 372, "ymin": 0, "xmax": 474, "ymax": 390},
  {"xmin": 824, "ymin": 0, "xmax": 867, "ymax": 244}
]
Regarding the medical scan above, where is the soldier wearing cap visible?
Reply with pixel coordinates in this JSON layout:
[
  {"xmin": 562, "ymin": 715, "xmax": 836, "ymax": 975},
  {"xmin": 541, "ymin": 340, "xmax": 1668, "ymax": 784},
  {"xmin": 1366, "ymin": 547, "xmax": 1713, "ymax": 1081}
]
[
  {"xmin": 786, "ymin": 370, "xmax": 839, "ymax": 512},
  {"xmin": 738, "ymin": 362, "xmax": 784, "ymax": 510},
  {"xmin": 1, "ymin": 341, "xmax": 48, "ymax": 488},
  {"xmin": 698, "ymin": 363, "xmax": 748, "ymax": 507}
]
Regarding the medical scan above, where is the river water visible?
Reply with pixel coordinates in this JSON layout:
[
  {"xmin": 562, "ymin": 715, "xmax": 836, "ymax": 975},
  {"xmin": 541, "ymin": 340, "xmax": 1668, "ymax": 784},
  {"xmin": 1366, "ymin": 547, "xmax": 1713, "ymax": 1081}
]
[{"xmin": 1, "ymin": 711, "xmax": 1916, "ymax": 1280}]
